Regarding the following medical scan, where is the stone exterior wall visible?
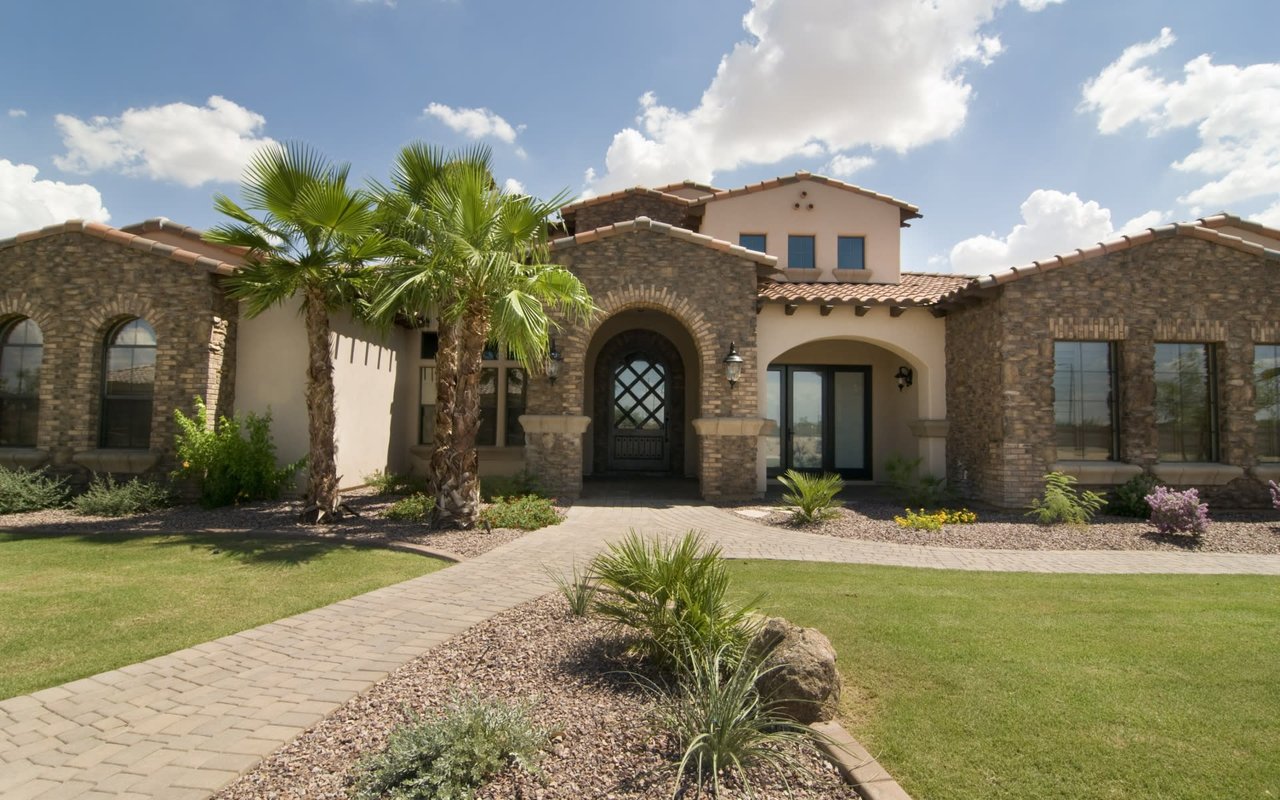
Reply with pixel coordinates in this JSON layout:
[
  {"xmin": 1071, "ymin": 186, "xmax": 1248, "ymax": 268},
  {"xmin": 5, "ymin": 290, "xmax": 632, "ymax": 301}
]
[
  {"xmin": 0, "ymin": 232, "xmax": 236, "ymax": 482},
  {"xmin": 571, "ymin": 195, "xmax": 695, "ymax": 233},
  {"xmin": 947, "ymin": 236, "xmax": 1280, "ymax": 508}
]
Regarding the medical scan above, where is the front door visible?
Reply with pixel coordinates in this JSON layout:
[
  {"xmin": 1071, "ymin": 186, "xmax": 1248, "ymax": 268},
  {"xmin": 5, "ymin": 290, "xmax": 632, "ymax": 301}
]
[
  {"xmin": 766, "ymin": 365, "xmax": 872, "ymax": 479},
  {"xmin": 609, "ymin": 352, "xmax": 670, "ymax": 471}
]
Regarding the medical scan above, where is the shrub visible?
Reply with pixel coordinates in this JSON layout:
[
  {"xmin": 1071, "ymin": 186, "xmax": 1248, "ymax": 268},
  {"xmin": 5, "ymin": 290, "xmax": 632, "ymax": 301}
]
[
  {"xmin": 591, "ymin": 531, "xmax": 757, "ymax": 674},
  {"xmin": 174, "ymin": 397, "xmax": 302, "ymax": 508},
  {"xmin": 883, "ymin": 454, "xmax": 950, "ymax": 507},
  {"xmin": 894, "ymin": 507, "xmax": 977, "ymax": 531},
  {"xmin": 71, "ymin": 475, "xmax": 170, "ymax": 517},
  {"xmin": 547, "ymin": 562, "xmax": 597, "ymax": 617},
  {"xmin": 649, "ymin": 644, "xmax": 817, "ymax": 798},
  {"xmin": 1026, "ymin": 472, "xmax": 1106, "ymax": 526},
  {"xmin": 365, "ymin": 470, "xmax": 427, "ymax": 496},
  {"xmin": 1270, "ymin": 480, "xmax": 1280, "ymax": 511},
  {"xmin": 1107, "ymin": 472, "xmax": 1159, "ymax": 519},
  {"xmin": 777, "ymin": 469, "xmax": 843, "ymax": 524},
  {"xmin": 0, "ymin": 466, "xmax": 67, "ymax": 514},
  {"xmin": 1145, "ymin": 486, "xmax": 1211, "ymax": 535},
  {"xmin": 480, "ymin": 470, "xmax": 543, "ymax": 501},
  {"xmin": 384, "ymin": 492, "xmax": 435, "ymax": 522},
  {"xmin": 479, "ymin": 495, "xmax": 560, "ymax": 530},
  {"xmin": 350, "ymin": 694, "xmax": 545, "ymax": 800}
]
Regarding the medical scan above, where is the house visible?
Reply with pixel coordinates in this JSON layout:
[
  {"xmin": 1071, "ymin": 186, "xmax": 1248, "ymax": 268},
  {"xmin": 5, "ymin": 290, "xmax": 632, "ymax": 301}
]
[{"xmin": 2, "ymin": 172, "xmax": 1278, "ymax": 508}]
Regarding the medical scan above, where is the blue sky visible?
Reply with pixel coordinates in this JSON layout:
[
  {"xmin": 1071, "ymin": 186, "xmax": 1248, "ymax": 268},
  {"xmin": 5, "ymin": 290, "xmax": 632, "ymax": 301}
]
[{"xmin": 1, "ymin": 0, "xmax": 1277, "ymax": 274}]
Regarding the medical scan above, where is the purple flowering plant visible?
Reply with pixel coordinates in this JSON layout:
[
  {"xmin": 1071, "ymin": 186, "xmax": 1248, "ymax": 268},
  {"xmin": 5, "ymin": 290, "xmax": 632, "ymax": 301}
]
[{"xmin": 1144, "ymin": 485, "xmax": 1211, "ymax": 536}]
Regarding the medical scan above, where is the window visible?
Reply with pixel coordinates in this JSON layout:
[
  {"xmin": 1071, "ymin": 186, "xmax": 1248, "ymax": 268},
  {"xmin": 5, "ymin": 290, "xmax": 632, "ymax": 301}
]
[
  {"xmin": 101, "ymin": 318, "xmax": 156, "ymax": 449},
  {"xmin": 787, "ymin": 235, "xmax": 815, "ymax": 269},
  {"xmin": 739, "ymin": 233, "xmax": 767, "ymax": 253},
  {"xmin": 418, "ymin": 336, "xmax": 525, "ymax": 447},
  {"xmin": 420, "ymin": 332, "xmax": 439, "ymax": 359},
  {"xmin": 1256, "ymin": 344, "xmax": 1280, "ymax": 462},
  {"xmin": 837, "ymin": 236, "xmax": 866, "ymax": 270},
  {"xmin": 0, "ymin": 318, "xmax": 42, "ymax": 447},
  {"xmin": 1154, "ymin": 343, "xmax": 1217, "ymax": 462},
  {"xmin": 1053, "ymin": 341, "xmax": 1118, "ymax": 461}
]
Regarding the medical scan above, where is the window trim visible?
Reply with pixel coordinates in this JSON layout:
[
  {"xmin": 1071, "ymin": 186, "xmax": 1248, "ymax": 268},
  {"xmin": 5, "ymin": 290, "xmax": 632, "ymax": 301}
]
[
  {"xmin": 0, "ymin": 317, "xmax": 43, "ymax": 448},
  {"xmin": 836, "ymin": 235, "xmax": 867, "ymax": 270},
  {"xmin": 418, "ymin": 329, "xmax": 526, "ymax": 449},
  {"xmin": 1052, "ymin": 340, "xmax": 1121, "ymax": 462},
  {"xmin": 1254, "ymin": 342, "xmax": 1280, "ymax": 462},
  {"xmin": 787, "ymin": 234, "xmax": 816, "ymax": 269},
  {"xmin": 100, "ymin": 318, "xmax": 157, "ymax": 450},
  {"xmin": 1153, "ymin": 341, "xmax": 1220, "ymax": 463}
]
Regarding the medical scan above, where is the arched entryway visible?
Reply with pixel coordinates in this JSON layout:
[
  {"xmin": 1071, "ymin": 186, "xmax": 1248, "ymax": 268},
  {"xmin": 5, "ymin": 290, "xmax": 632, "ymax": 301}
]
[{"xmin": 591, "ymin": 329, "xmax": 686, "ymax": 475}]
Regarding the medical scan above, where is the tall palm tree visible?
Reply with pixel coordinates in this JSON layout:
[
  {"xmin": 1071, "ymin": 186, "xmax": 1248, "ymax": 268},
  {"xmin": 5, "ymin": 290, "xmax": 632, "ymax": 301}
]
[
  {"xmin": 371, "ymin": 144, "xmax": 595, "ymax": 528},
  {"xmin": 207, "ymin": 143, "xmax": 390, "ymax": 522}
]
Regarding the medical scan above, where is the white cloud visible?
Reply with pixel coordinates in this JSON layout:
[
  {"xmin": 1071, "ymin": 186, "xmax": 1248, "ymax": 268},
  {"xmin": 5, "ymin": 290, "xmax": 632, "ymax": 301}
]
[
  {"xmin": 53, "ymin": 96, "xmax": 277, "ymax": 187},
  {"xmin": 0, "ymin": 160, "xmax": 110, "ymax": 238},
  {"xmin": 585, "ymin": 0, "xmax": 1057, "ymax": 192},
  {"xmin": 7, "ymin": 109, "xmax": 26, "ymax": 118},
  {"xmin": 824, "ymin": 154, "xmax": 876, "ymax": 178},
  {"xmin": 1080, "ymin": 28, "xmax": 1280, "ymax": 218},
  {"xmin": 1016, "ymin": 0, "xmax": 1065, "ymax": 11},
  {"xmin": 947, "ymin": 189, "xmax": 1167, "ymax": 273},
  {"xmin": 503, "ymin": 177, "xmax": 526, "ymax": 195},
  {"xmin": 423, "ymin": 103, "xmax": 521, "ymax": 144}
]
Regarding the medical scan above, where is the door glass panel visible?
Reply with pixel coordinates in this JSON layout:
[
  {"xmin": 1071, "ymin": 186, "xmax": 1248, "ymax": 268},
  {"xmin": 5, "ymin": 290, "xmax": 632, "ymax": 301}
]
[
  {"xmin": 614, "ymin": 357, "xmax": 666, "ymax": 431},
  {"xmin": 833, "ymin": 371, "xmax": 866, "ymax": 470},
  {"xmin": 790, "ymin": 370, "xmax": 823, "ymax": 469},
  {"xmin": 478, "ymin": 367, "xmax": 498, "ymax": 446},
  {"xmin": 765, "ymin": 369, "xmax": 782, "ymax": 470}
]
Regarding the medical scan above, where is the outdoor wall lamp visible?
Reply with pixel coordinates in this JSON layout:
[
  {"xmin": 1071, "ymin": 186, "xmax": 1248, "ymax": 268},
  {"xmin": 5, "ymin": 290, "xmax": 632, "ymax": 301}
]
[
  {"xmin": 895, "ymin": 365, "xmax": 914, "ymax": 391},
  {"xmin": 723, "ymin": 342, "xmax": 745, "ymax": 388},
  {"xmin": 546, "ymin": 338, "xmax": 563, "ymax": 384}
]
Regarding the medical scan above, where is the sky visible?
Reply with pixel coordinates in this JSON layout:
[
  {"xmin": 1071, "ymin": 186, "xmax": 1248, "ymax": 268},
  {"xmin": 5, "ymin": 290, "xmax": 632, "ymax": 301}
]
[{"xmin": 1, "ymin": 0, "xmax": 1277, "ymax": 274}]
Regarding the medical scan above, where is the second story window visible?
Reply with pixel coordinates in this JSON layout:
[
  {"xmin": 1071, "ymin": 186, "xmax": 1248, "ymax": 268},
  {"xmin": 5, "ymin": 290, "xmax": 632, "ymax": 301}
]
[
  {"xmin": 738, "ymin": 233, "xmax": 767, "ymax": 253},
  {"xmin": 837, "ymin": 236, "xmax": 866, "ymax": 269},
  {"xmin": 788, "ymin": 235, "xmax": 815, "ymax": 269}
]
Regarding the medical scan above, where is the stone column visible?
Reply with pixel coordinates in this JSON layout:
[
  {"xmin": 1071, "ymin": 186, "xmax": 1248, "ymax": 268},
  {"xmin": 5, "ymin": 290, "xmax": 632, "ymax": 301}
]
[
  {"xmin": 519, "ymin": 414, "xmax": 591, "ymax": 500},
  {"xmin": 693, "ymin": 417, "xmax": 767, "ymax": 502}
]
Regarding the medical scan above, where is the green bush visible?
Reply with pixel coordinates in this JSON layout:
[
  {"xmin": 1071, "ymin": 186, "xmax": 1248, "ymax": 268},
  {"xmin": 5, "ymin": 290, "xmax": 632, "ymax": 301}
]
[
  {"xmin": 479, "ymin": 495, "xmax": 560, "ymax": 530},
  {"xmin": 548, "ymin": 562, "xmax": 597, "ymax": 617},
  {"xmin": 0, "ymin": 466, "xmax": 68, "ymax": 514},
  {"xmin": 71, "ymin": 475, "xmax": 170, "ymax": 517},
  {"xmin": 383, "ymin": 492, "xmax": 435, "ymax": 522},
  {"xmin": 480, "ymin": 470, "xmax": 544, "ymax": 501},
  {"xmin": 591, "ymin": 531, "xmax": 757, "ymax": 674},
  {"xmin": 350, "ymin": 694, "xmax": 546, "ymax": 800},
  {"xmin": 365, "ymin": 470, "xmax": 427, "ymax": 496},
  {"xmin": 883, "ymin": 454, "xmax": 950, "ymax": 507},
  {"xmin": 173, "ymin": 397, "xmax": 302, "ymax": 508},
  {"xmin": 1107, "ymin": 472, "xmax": 1159, "ymax": 518},
  {"xmin": 777, "ymin": 469, "xmax": 843, "ymax": 524},
  {"xmin": 1026, "ymin": 471, "xmax": 1106, "ymax": 526}
]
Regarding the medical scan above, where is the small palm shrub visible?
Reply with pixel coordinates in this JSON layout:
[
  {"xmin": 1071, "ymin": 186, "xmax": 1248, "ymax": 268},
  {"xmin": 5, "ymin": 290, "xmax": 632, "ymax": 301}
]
[
  {"xmin": 0, "ymin": 466, "xmax": 68, "ymax": 514},
  {"xmin": 777, "ymin": 469, "xmax": 843, "ymax": 524},
  {"xmin": 883, "ymin": 454, "xmax": 950, "ymax": 506},
  {"xmin": 1145, "ymin": 486, "xmax": 1211, "ymax": 535},
  {"xmin": 174, "ymin": 397, "xmax": 302, "ymax": 507},
  {"xmin": 480, "ymin": 470, "xmax": 544, "ymax": 501},
  {"xmin": 894, "ymin": 507, "xmax": 978, "ymax": 531},
  {"xmin": 350, "ymin": 694, "xmax": 546, "ymax": 800},
  {"xmin": 365, "ymin": 470, "xmax": 427, "ymax": 496},
  {"xmin": 1107, "ymin": 472, "xmax": 1159, "ymax": 518},
  {"xmin": 384, "ymin": 492, "xmax": 435, "ymax": 521},
  {"xmin": 480, "ymin": 495, "xmax": 560, "ymax": 530},
  {"xmin": 1026, "ymin": 471, "xmax": 1106, "ymax": 525},
  {"xmin": 547, "ymin": 562, "xmax": 597, "ymax": 617},
  {"xmin": 591, "ymin": 531, "xmax": 757, "ymax": 673},
  {"xmin": 71, "ymin": 475, "xmax": 170, "ymax": 517},
  {"xmin": 1269, "ymin": 480, "xmax": 1280, "ymax": 511}
]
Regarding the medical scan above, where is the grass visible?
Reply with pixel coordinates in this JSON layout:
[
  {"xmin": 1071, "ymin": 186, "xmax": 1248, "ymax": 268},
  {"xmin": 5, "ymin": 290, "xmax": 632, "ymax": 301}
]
[
  {"xmin": 0, "ymin": 531, "xmax": 447, "ymax": 699},
  {"xmin": 728, "ymin": 561, "xmax": 1280, "ymax": 800}
]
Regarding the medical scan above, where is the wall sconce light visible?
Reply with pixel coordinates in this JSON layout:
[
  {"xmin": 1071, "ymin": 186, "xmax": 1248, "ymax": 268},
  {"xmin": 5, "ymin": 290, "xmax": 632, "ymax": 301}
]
[
  {"xmin": 546, "ymin": 338, "xmax": 563, "ymax": 384},
  {"xmin": 723, "ymin": 342, "xmax": 745, "ymax": 389},
  {"xmin": 895, "ymin": 365, "xmax": 914, "ymax": 391}
]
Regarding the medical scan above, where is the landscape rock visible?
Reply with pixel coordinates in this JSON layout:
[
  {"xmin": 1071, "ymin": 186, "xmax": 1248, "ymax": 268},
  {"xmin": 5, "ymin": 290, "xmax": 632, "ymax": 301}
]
[{"xmin": 749, "ymin": 615, "xmax": 842, "ymax": 723}]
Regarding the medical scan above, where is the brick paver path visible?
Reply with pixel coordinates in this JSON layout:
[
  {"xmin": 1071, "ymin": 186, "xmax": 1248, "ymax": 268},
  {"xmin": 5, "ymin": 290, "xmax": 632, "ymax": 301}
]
[{"xmin": 4, "ymin": 496, "xmax": 1278, "ymax": 798}]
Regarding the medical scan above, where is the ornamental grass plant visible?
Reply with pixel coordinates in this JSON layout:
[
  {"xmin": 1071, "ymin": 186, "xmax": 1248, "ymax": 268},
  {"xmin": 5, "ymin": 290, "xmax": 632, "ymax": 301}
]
[{"xmin": 777, "ymin": 469, "xmax": 843, "ymax": 524}]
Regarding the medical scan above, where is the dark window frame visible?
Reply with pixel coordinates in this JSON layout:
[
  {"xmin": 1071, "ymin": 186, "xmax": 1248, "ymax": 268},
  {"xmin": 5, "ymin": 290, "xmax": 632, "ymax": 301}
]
[
  {"xmin": 100, "ymin": 318, "xmax": 156, "ymax": 450},
  {"xmin": 1053, "ymin": 340, "xmax": 1121, "ymax": 461},
  {"xmin": 1153, "ymin": 341, "xmax": 1219, "ymax": 463},
  {"xmin": 1254, "ymin": 343, "xmax": 1280, "ymax": 462},
  {"xmin": 0, "ymin": 317, "xmax": 43, "ymax": 448}
]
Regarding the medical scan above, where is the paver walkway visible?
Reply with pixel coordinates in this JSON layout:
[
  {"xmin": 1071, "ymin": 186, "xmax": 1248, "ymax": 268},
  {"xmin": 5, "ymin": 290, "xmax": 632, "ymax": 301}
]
[{"xmin": 3, "ymin": 496, "xmax": 1279, "ymax": 799}]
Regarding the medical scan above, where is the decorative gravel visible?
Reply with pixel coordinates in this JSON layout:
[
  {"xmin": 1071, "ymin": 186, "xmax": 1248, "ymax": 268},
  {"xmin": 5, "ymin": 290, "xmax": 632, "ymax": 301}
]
[
  {"xmin": 0, "ymin": 487, "xmax": 556, "ymax": 559},
  {"xmin": 751, "ymin": 497, "xmax": 1280, "ymax": 554},
  {"xmin": 214, "ymin": 594, "xmax": 855, "ymax": 800}
]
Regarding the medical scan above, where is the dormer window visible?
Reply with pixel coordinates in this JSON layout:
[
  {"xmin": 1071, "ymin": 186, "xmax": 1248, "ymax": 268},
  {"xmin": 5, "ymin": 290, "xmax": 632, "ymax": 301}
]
[
  {"xmin": 787, "ymin": 235, "xmax": 815, "ymax": 269},
  {"xmin": 739, "ymin": 233, "xmax": 767, "ymax": 253},
  {"xmin": 837, "ymin": 236, "xmax": 866, "ymax": 270}
]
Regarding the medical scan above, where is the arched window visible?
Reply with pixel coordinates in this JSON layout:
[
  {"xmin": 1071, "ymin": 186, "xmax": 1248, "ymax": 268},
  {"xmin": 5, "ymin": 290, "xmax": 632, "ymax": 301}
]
[
  {"xmin": 0, "ymin": 318, "xmax": 43, "ymax": 447},
  {"xmin": 101, "ymin": 318, "xmax": 156, "ymax": 449}
]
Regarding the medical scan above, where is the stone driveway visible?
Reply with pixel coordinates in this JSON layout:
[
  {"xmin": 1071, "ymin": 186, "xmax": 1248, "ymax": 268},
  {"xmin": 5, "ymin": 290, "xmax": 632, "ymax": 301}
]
[{"xmin": 3, "ymin": 496, "xmax": 1278, "ymax": 799}]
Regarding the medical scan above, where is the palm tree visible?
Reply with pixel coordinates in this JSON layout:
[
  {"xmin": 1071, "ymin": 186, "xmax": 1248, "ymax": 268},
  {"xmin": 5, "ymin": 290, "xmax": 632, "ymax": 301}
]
[
  {"xmin": 206, "ymin": 143, "xmax": 391, "ymax": 522},
  {"xmin": 370, "ymin": 143, "xmax": 595, "ymax": 528}
]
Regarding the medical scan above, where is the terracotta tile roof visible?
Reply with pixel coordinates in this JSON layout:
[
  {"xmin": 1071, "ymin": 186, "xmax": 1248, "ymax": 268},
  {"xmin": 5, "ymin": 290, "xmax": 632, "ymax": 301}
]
[
  {"xmin": 120, "ymin": 217, "xmax": 250, "ymax": 256},
  {"xmin": 695, "ymin": 171, "xmax": 922, "ymax": 225},
  {"xmin": 941, "ymin": 222, "xmax": 1280, "ymax": 302},
  {"xmin": 550, "ymin": 216, "xmax": 780, "ymax": 268},
  {"xmin": 758, "ymin": 272, "xmax": 972, "ymax": 306},
  {"xmin": 653, "ymin": 180, "xmax": 724, "ymax": 194},
  {"xmin": 1194, "ymin": 213, "xmax": 1280, "ymax": 241},
  {"xmin": 0, "ymin": 219, "xmax": 242, "ymax": 275}
]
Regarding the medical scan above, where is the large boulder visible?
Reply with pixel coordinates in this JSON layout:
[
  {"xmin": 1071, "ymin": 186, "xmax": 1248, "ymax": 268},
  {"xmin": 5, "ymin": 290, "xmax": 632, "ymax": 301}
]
[{"xmin": 748, "ymin": 616, "xmax": 841, "ymax": 723}]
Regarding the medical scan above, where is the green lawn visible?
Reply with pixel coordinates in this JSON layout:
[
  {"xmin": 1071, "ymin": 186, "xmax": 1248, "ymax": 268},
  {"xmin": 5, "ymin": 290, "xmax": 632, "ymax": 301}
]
[
  {"xmin": 729, "ymin": 561, "xmax": 1280, "ymax": 800},
  {"xmin": 0, "ymin": 531, "xmax": 446, "ymax": 699}
]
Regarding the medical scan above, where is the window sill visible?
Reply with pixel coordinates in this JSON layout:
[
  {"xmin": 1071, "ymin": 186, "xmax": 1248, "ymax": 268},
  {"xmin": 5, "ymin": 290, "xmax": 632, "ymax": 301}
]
[
  {"xmin": 0, "ymin": 447, "xmax": 50, "ymax": 470},
  {"xmin": 1151, "ymin": 463, "xmax": 1244, "ymax": 486},
  {"xmin": 72, "ymin": 449, "xmax": 160, "ymax": 474},
  {"xmin": 833, "ymin": 270, "xmax": 874, "ymax": 283},
  {"xmin": 1251, "ymin": 463, "xmax": 1280, "ymax": 483},
  {"xmin": 783, "ymin": 268, "xmax": 821, "ymax": 280},
  {"xmin": 1053, "ymin": 461, "xmax": 1143, "ymax": 485}
]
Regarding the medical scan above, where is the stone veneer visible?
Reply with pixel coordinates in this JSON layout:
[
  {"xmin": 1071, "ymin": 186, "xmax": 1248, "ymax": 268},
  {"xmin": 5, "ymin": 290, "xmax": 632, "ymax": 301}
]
[
  {"xmin": 947, "ymin": 236, "xmax": 1280, "ymax": 508},
  {"xmin": 527, "ymin": 227, "xmax": 763, "ymax": 500},
  {"xmin": 0, "ymin": 232, "xmax": 236, "ymax": 482},
  {"xmin": 570, "ymin": 194, "xmax": 696, "ymax": 234}
]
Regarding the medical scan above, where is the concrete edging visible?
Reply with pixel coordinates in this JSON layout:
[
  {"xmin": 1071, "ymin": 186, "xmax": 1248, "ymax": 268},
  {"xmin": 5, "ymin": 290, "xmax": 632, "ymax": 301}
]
[{"xmin": 811, "ymin": 720, "xmax": 914, "ymax": 800}]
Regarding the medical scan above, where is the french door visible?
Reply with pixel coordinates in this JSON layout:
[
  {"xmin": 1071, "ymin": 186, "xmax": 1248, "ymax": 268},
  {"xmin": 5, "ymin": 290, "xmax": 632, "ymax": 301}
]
[{"xmin": 766, "ymin": 365, "xmax": 872, "ymax": 479}]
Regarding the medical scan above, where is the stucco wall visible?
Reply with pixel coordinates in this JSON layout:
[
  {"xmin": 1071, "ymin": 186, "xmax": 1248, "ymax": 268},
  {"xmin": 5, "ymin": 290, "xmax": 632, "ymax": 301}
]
[
  {"xmin": 700, "ymin": 179, "xmax": 903, "ymax": 282},
  {"xmin": 1215, "ymin": 224, "xmax": 1280, "ymax": 251}
]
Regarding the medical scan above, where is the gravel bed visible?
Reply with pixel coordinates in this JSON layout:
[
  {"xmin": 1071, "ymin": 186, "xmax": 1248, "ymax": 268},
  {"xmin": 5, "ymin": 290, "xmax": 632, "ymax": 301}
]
[
  {"xmin": 0, "ymin": 487, "xmax": 556, "ymax": 559},
  {"xmin": 215, "ymin": 594, "xmax": 856, "ymax": 800},
  {"xmin": 750, "ymin": 497, "xmax": 1280, "ymax": 554}
]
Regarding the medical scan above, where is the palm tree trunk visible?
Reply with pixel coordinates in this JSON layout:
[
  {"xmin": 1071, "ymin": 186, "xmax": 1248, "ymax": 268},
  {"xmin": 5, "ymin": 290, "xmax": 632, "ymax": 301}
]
[
  {"xmin": 432, "ymin": 307, "xmax": 488, "ymax": 528},
  {"xmin": 302, "ymin": 286, "xmax": 341, "ymax": 521},
  {"xmin": 428, "ymin": 318, "xmax": 461, "ymax": 524}
]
